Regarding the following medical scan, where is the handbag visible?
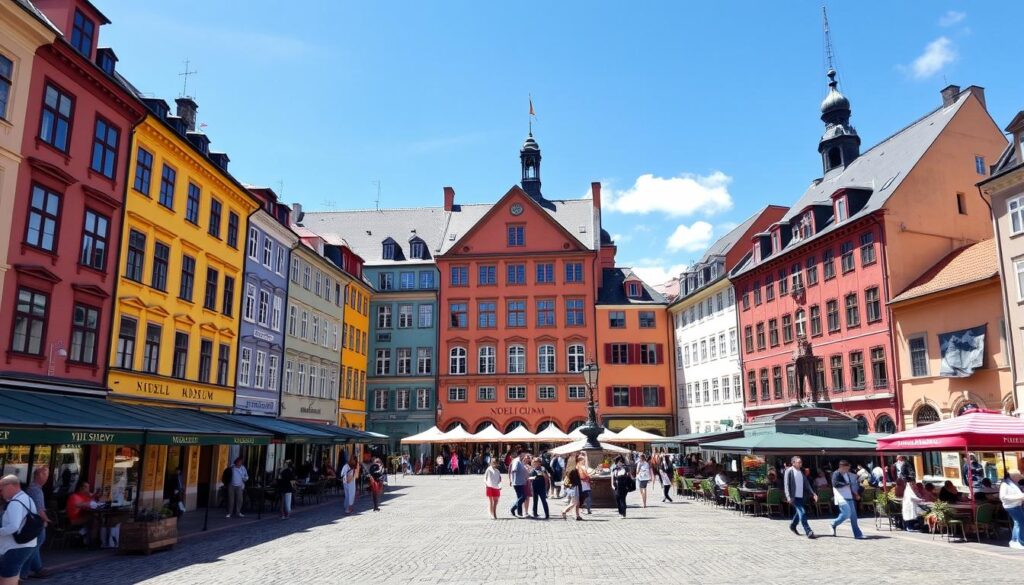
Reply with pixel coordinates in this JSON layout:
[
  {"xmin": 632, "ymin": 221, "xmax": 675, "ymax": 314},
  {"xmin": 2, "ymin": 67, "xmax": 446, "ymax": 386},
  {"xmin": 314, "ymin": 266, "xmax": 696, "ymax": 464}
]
[
  {"xmin": 369, "ymin": 478, "xmax": 383, "ymax": 494},
  {"xmin": 627, "ymin": 477, "xmax": 637, "ymax": 493}
]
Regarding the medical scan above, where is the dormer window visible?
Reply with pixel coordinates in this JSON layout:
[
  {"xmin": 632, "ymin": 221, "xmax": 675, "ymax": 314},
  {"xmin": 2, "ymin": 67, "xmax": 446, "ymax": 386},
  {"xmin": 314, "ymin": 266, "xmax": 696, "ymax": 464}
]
[
  {"xmin": 626, "ymin": 281, "xmax": 641, "ymax": 298},
  {"xmin": 382, "ymin": 241, "xmax": 395, "ymax": 260},
  {"xmin": 771, "ymin": 231, "xmax": 780, "ymax": 253},
  {"xmin": 410, "ymin": 239, "xmax": 425, "ymax": 259},
  {"xmin": 71, "ymin": 10, "xmax": 96, "ymax": 59},
  {"xmin": 835, "ymin": 197, "xmax": 848, "ymax": 223}
]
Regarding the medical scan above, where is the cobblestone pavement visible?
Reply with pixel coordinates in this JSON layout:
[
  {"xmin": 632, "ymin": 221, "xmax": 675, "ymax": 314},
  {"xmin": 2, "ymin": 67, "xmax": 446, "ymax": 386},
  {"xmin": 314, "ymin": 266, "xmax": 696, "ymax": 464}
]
[{"xmin": 45, "ymin": 476, "xmax": 1024, "ymax": 585}]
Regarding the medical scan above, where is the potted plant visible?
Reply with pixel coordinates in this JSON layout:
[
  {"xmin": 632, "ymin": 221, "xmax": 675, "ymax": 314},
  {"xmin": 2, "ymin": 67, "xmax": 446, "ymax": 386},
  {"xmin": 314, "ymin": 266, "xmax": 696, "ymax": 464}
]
[
  {"xmin": 672, "ymin": 472, "xmax": 686, "ymax": 496},
  {"xmin": 925, "ymin": 500, "xmax": 953, "ymax": 533},
  {"xmin": 120, "ymin": 506, "xmax": 177, "ymax": 555}
]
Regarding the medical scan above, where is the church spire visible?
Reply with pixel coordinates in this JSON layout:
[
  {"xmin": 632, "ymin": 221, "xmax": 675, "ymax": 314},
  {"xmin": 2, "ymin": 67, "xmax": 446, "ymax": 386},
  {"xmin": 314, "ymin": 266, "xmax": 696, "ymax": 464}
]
[
  {"xmin": 521, "ymin": 98, "xmax": 542, "ymax": 199},
  {"xmin": 817, "ymin": 7, "xmax": 859, "ymax": 174}
]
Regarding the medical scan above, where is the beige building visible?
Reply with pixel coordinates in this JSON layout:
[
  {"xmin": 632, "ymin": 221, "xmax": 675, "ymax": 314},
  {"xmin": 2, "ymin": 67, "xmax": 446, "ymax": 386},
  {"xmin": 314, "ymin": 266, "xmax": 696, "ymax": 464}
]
[
  {"xmin": 980, "ymin": 111, "xmax": 1024, "ymax": 415},
  {"xmin": 0, "ymin": 2, "xmax": 56, "ymax": 298}
]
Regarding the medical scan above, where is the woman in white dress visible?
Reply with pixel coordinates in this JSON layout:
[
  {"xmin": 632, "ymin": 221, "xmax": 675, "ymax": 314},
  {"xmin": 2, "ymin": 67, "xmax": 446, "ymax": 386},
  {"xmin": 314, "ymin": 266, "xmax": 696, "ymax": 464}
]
[
  {"xmin": 341, "ymin": 456, "xmax": 358, "ymax": 514},
  {"xmin": 635, "ymin": 453, "xmax": 652, "ymax": 509}
]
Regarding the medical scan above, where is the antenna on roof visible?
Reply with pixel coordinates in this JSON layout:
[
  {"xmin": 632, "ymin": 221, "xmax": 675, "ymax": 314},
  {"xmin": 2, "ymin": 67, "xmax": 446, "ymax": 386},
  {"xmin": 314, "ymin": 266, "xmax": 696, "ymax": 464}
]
[
  {"xmin": 276, "ymin": 180, "xmax": 284, "ymax": 197},
  {"xmin": 178, "ymin": 58, "xmax": 198, "ymax": 98},
  {"xmin": 821, "ymin": 5, "xmax": 844, "ymax": 89},
  {"xmin": 372, "ymin": 180, "xmax": 381, "ymax": 211}
]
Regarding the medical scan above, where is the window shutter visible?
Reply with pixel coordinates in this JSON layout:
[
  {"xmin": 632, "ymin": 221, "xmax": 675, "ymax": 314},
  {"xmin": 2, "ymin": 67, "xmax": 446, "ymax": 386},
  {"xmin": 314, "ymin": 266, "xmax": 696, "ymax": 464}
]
[
  {"xmin": 629, "ymin": 386, "xmax": 640, "ymax": 407},
  {"xmin": 657, "ymin": 386, "xmax": 666, "ymax": 407},
  {"xmin": 605, "ymin": 386, "xmax": 613, "ymax": 407},
  {"xmin": 604, "ymin": 343, "xmax": 613, "ymax": 363},
  {"xmin": 629, "ymin": 344, "xmax": 639, "ymax": 365},
  {"xmin": 655, "ymin": 344, "xmax": 664, "ymax": 364}
]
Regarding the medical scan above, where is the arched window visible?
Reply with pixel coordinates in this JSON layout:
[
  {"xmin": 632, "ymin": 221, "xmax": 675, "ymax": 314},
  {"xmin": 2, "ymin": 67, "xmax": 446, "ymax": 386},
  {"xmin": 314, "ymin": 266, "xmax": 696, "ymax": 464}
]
[
  {"xmin": 875, "ymin": 414, "xmax": 896, "ymax": 434},
  {"xmin": 795, "ymin": 309, "xmax": 807, "ymax": 338},
  {"xmin": 915, "ymin": 405, "xmax": 940, "ymax": 427},
  {"xmin": 854, "ymin": 415, "xmax": 869, "ymax": 434},
  {"xmin": 508, "ymin": 345, "xmax": 526, "ymax": 374},
  {"xmin": 449, "ymin": 347, "xmax": 466, "ymax": 375},
  {"xmin": 445, "ymin": 421, "xmax": 463, "ymax": 432},
  {"xmin": 478, "ymin": 346, "xmax": 495, "ymax": 374},
  {"xmin": 504, "ymin": 420, "xmax": 525, "ymax": 433},
  {"xmin": 567, "ymin": 344, "xmax": 585, "ymax": 373},
  {"xmin": 475, "ymin": 421, "xmax": 495, "ymax": 434},
  {"xmin": 538, "ymin": 344, "xmax": 556, "ymax": 373},
  {"xmin": 537, "ymin": 420, "xmax": 554, "ymax": 432},
  {"xmin": 956, "ymin": 402, "xmax": 980, "ymax": 416}
]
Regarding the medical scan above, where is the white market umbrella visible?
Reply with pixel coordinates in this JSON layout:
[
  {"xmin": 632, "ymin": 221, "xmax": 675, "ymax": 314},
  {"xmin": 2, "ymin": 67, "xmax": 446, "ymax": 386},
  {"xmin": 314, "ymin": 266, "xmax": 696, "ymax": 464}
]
[
  {"xmin": 604, "ymin": 425, "xmax": 663, "ymax": 443},
  {"xmin": 568, "ymin": 426, "xmax": 618, "ymax": 441},
  {"xmin": 399, "ymin": 426, "xmax": 445, "ymax": 444},
  {"xmin": 440, "ymin": 424, "xmax": 474, "ymax": 442},
  {"xmin": 501, "ymin": 425, "xmax": 540, "ymax": 442},
  {"xmin": 468, "ymin": 424, "xmax": 505, "ymax": 443},
  {"xmin": 547, "ymin": 439, "xmax": 630, "ymax": 456},
  {"xmin": 534, "ymin": 423, "xmax": 573, "ymax": 442}
]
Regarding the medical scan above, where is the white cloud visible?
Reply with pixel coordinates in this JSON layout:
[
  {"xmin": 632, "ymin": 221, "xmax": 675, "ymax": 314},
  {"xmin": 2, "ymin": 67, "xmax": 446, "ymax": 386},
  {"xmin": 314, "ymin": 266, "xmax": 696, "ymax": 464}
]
[
  {"xmin": 604, "ymin": 172, "xmax": 733, "ymax": 217},
  {"xmin": 610, "ymin": 233, "xmax": 632, "ymax": 244},
  {"xmin": 667, "ymin": 221, "xmax": 714, "ymax": 252},
  {"xmin": 938, "ymin": 10, "xmax": 966, "ymax": 27},
  {"xmin": 905, "ymin": 37, "xmax": 956, "ymax": 79},
  {"xmin": 631, "ymin": 263, "xmax": 688, "ymax": 287}
]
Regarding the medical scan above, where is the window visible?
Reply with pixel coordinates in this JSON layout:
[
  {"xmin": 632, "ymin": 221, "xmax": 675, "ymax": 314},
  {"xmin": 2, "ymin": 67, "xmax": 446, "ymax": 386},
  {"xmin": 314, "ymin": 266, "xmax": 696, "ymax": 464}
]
[
  {"xmin": 0, "ymin": 55, "xmax": 12, "ymax": 120},
  {"xmin": 419, "ymin": 270, "xmax": 435, "ymax": 289},
  {"xmin": 826, "ymin": 300, "xmax": 840, "ymax": 332},
  {"xmin": 39, "ymin": 84, "xmax": 73, "ymax": 152},
  {"xmin": 142, "ymin": 323, "xmax": 161, "ymax": 374},
  {"xmin": 639, "ymin": 343, "xmax": 660, "ymax": 364},
  {"xmin": 222, "ymin": 276, "xmax": 235, "ymax": 317},
  {"xmin": 743, "ymin": 326, "xmax": 753, "ymax": 353},
  {"xmin": 177, "ymin": 254, "xmax": 196, "ymax": 302},
  {"xmin": 766, "ymin": 276, "xmax": 776, "ymax": 300},
  {"xmin": 478, "ymin": 385, "xmax": 498, "ymax": 401},
  {"xmin": 10, "ymin": 288, "xmax": 47, "ymax": 356},
  {"xmin": 795, "ymin": 309, "xmax": 806, "ymax": 338},
  {"xmin": 533, "ymin": 262, "xmax": 555, "ymax": 285},
  {"xmin": 568, "ymin": 344, "xmax": 585, "ymax": 373},
  {"xmin": 768, "ymin": 319, "xmax": 779, "ymax": 347},
  {"xmin": 507, "ymin": 345, "xmax": 526, "ymax": 374},
  {"xmin": 448, "ymin": 387, "xmax": 467, "ymax": 402},
  {"xmin": 300, "ymin": 311, "xmax": 308, "ymax": 339},
  {"xmin": 609, "ymin": 311, "xmax": 625, "ymax": 328},
  {"xmin": 534, "ymin": 299, "xmax": 555, "ymax": 327},
  {"xmin": 171, "ymin": 332, "xmax": 189, "ymax": 379},
  {"xmin": 810, "ymin": 305, "xmax": 822, "ymax": 336},
  {"xmin": 639, "ymin": 311, "xmax": 656, "ymax": 328},
  {"xmin": 611, "ymin": 387, "xmax": 630, "ymax": 407},
  {"xmin": 568, "ymin": 385, "xmax": 586, "ymax": 400},
  {"xmin": 125, "ymin": 230, "xmax": 147, "ymax": 283},
  {"xmin": 183, "ymin": 183, "xmax": 201, "ymax": 225},
  {"xmin": 25, "ymin": 184, "xmax": 60, "ymax": 252},
  {"xmin": 823, "ymin": 249, "xmax": 835, "ymax": 280},
  {"xmin": 449, "ymin": 347, "xmax": 467, "ymax": 375},
  {"xmin": 418, "ymin": 304, "xmax": 433, "ymax": 328},
  {"xmin": 845, "ymin": 293, "xmax": 860, "ymax": 328},
  {"xmin": 785, "ymin": 365, "xmax": 796, "ymax": 397},
  {"xmin": 203, "ymin": 268, "xmax": 218, "ymax": 311},
  {"xmin": 840, "ymin": 242, "xmax": 855, "ymax": 273},
  {"xmin": 449, "ymin": 302, "xmax": 467, "ymax": 328},
  {"xmin": 478, "ymin": 346, "xmax": 496, "ymax": 374},
  {"xmin": 865, "ymin": 287, "xmax": 881, "ymax": 322},
  {"xmin": 79, "ymin": 210, "xmax": 109, "ymax": 270},
  {"xmin": 272, "ymin": 295, "xmax": 282, "ymax": 331},
  {"xmin": 89, "ymin": 117, "xmax": 119, "ymax": 178},
  {"xmin": 296, "ymin": 363, "xmax": 306, "ymax": 394},
  {"xmin": 253, "ymin": 351, "xmax": 266, "ymax": 389},
  {"xmin": 756, "ymin": 323, "xmax": 765, "ymax": 350},
  {"xmin": 217, "ymin": 344, "xmax": 230, "ymax": 385},
  {"xmin": 609, "ymin": 343, "xmax": 629, "ymax": 364},
  {"xmin": 642, "ymin": 386, "xmax": 660, "ymax": 407},
  {"xmin": 375, "ymin": 349, "xmax": 391, "ymax": 375},
  {"xmin": 416, "ymin": 388, "xmax": 430, "ymax": 409},
  {"xmin": 377, "ymin": 305, "xmax": 392, "ymax": 329},
  {"xmin": 507, "ymin": 386, "xmax": 527, "ymax": 401},
  {"xmin": 450, "ymin": 266, "xmax": 468, "ymax": 286},
  {"xmin": 377, "ymin": 272, "xmax": 394, "ymax": 291},
  {"xmin": 753, "ymin": 282, "xmax": 762, "ymax": 305},
  {"xmin": 836, "ymin": 197, "xmax": 848, "ymax": 222},
  {"xmin": 373, "ymin": 390, "xmax": 388, "ymax": 411},
  {"xmin": 538, "ymin": 345, "xmax": 556, "ymax": 373},
  {"xmin": 538, "ymin": 386, "xmax": 556, "ymax": 401},
  {"xmin": 564, "ymin": 298, "xmax": 584, "ymax": 326},
  {"xmin": 397, "ymin": 348, "xmax": 411, "ymax": 375},
  {"xmin": 302, "ymin": 265, "xmax": 311, "ymax": 290},
  {"xmin": 748, "ymin": 371, "xmax": 757, "ymax": 401},
  {"xmin": 723, "ymin": 376, "xmax": 732, "ymax": 401},
  {"xmin": 227, "ymin": 212, "xmax": 239, "ymax": 248},
  {"xmin": 258, "ymin": 289, "xmax": 270, "ymax": 326},
  {"xmin": 507, "ymin": 225, "xmax": 525, "ymax": 247},
  {"xmin": 158, "ymin": 165, "xmax": 176, "ymax": 209},
  {"xmin": 772, "ymin": 366, "xmax": 783, "ymax": 398},
  {"xmin": 198, "ymin": 339, "xmax": 213, "ymax": 383},
  {"xmin": 1010, "ymin": 197, "xmax": 1024, "ymax": 235},
  {"xmin": 975, "ymin": 155, "xmax": 987, "ymax": 176},
  {"xmin": 805, "ymin": 256, "xmax": 818, "ymax": 286},
  {"xmin": 478, "ymin": 265, "xmax": 496, "ymax": 286},
  {"xmin": 395, "ymin": 304, "xmax": 413, "ymax": 329},
  {"xmin": 849, "ymin": 351, "xmax": 865, "ymax": 389},
  {"xmin": 742, "ymin": 289, "xmax": 750, "ymax": 310},
  {"xmin": 729, "ymin": 329, "xmax": 737, "ymax": 354},
  {"xmin": 718, "ymin": 332, "xmax": 727, "ymax": 357},
  {"xmin": 759, "ymin": 369, "xmax": 769, "ymax": 400},
  {"xmin": 909, "ymin": 336, "xmax": 928, "ymax": 377},
  {"xmin": 115, "ymin": 316, "xmax": 137, "ymax": 370},
  {"xmin": 871, "ymin": 347, "xmax": 888, "ymax": 388},
  {"xmin": 129, "ymin": 147, "xmax": 155, "ymax": 195},
  {"xmin": 506, "ymin": 300, "xmax": 526, "ymax": 327},
  {"xmin": 565, "ymin": 262, "xmax": 584, "ymax": 283},
  {"xmin": 859, "ymin": 232, "xmax": 876, "ymax": 265},
  {"xmin": 781, "ymin": 314, "xmax": 793, "ymax": 344},
  {"xmin": 70, "ymin": 10, "xmax": 95, "ymax": 57},
  {"xmin": 700, "ymin": 340, "xmax": 707, "ymax": 362},
  {"xmin": 956, "ymin": 192, "xmax": 967, "ymax": 215},
  {"xmin": 243, "ymin": 285, "xmax": 258, "ymax": 323},
  {"xmin": 507, "ymin": 264, "xmax": 525, "ymax": 285}
]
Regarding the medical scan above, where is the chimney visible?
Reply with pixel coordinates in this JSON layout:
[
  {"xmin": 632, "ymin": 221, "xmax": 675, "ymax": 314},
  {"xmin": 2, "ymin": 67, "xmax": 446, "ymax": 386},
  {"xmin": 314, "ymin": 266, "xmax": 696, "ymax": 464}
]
[
  {"xmin": 443, "ymin": 186, "xmax": 455, "ymax": 211},
  {"xmin": 175, "ymin": 97, "xmax": 198, "ymax": 132},
  {"xmin": 940, "ymin": 84, "xmax": 961, "ymax": 107},
  {"xmin": 590, "ymin": 182, "xmax": 602, "ymax": 210},
  {"xmin": 292, "ymin": 203, "xmax": 304, "ymax": 224},
  {"xmin": 964, "ymin": 85, "xmax": 986, "ymax": 110}
]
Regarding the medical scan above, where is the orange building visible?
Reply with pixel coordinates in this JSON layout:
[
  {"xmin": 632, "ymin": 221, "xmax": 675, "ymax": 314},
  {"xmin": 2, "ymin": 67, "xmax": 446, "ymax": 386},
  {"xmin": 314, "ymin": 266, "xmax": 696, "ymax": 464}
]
[
  {"xmin": 596, "ymin": 269, "xmax": 673, "ymax": 435},
  {"xmin": 435, "ymin": 134, "xmax": 613, "ymax": 434}
]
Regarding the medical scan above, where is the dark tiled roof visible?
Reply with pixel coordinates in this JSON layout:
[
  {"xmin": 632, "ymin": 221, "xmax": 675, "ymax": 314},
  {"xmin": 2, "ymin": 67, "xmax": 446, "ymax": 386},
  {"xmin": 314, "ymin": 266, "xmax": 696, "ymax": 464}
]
[
  {"xmin": 303, "ymin": 207, "xmax": 448, "ymax": 264},
  {"xmin": 598, "ymin": 268, "xmax": 667, "ymax": 305},
  {"xmin": 439, "ymin": 193, "xmax": 596, "ymax": 254}
]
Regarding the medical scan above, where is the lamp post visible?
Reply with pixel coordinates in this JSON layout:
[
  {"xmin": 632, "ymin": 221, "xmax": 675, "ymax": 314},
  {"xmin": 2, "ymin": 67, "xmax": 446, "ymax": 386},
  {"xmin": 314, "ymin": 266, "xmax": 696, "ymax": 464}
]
[{"xmin": 579, "ymin": 362, "xmax": 603, "ymax": 451}]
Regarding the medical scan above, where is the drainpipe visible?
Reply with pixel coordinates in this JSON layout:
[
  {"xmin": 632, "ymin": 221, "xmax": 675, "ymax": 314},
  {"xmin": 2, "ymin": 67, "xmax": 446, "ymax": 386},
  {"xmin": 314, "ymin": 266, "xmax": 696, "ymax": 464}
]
[
  {"xmin": 979, "ymin": 185, "xmax": 1018, "ymax": 414},
  {"xmin": 875, "ymin": 213, "xmax": 904, "ymax": 431}
]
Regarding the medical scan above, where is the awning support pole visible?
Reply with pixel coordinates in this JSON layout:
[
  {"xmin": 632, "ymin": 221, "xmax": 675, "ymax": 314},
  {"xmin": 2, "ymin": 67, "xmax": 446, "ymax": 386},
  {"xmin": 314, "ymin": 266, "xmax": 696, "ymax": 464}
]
[{"xmin": 967, "ymin": 446, "xmax": 976, "ymax": 540}]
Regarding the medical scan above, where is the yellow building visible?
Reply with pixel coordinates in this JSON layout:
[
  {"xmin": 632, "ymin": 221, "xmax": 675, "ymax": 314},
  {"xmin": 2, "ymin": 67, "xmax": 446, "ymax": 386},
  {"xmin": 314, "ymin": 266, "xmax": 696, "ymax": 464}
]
[
  {"xmin": 339, "ymin": 272, "xmax": 371, "ymax": 430},
  {"xmin": 107, "ymin": 97, "xmax": 258, "ymax": 413}
]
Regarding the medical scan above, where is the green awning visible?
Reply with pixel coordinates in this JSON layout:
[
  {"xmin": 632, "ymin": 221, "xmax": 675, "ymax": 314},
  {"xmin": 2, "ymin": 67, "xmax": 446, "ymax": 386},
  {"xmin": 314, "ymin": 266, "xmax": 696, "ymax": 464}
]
[
  {"xmin": 652, "ymin": 430, "xmax": 744, "ymax": 446},
  {"xmin": 700, "ymin": 432, "xmax": 878, "ymax": 455},
  {"xmin": 0, "ymin": 390, "xmax": 271, "ymax": 445},
  {"xmin": 214, "ymin": 414, "xmax": 337, "ymax": 444},
  {"xmin": 284, "ymin": 420, "xmax": 362, "ymax": 444}
]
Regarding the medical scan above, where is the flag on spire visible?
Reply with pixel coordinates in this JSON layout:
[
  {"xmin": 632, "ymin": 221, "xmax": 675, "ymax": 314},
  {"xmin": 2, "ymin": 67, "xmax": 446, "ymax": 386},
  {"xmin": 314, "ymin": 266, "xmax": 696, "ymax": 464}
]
[{"xmin": 529, "ymin": 95, "xmax": 535, "ymax": 117}]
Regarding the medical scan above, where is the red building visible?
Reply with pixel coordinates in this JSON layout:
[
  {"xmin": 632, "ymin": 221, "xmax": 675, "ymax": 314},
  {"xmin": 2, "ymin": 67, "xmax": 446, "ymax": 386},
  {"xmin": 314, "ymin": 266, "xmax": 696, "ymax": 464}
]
[
  {"xmin": 0, "ymin": 0, "xmax": 144, "ymax": 394},
  {"xmin": 435, "ymin": 133, "xmax": 615, "ymax": 434},
  {"xmin": 732, "ymin": 73, "xmax": 1005, "ymax": 433}
]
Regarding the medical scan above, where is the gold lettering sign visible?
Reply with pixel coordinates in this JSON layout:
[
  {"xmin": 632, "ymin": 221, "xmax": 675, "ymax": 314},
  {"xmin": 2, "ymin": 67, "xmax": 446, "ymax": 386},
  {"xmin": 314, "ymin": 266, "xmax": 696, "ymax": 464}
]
[{"xmin": 489, "ymin": 407, "xmax": 546, "ymax": 416}]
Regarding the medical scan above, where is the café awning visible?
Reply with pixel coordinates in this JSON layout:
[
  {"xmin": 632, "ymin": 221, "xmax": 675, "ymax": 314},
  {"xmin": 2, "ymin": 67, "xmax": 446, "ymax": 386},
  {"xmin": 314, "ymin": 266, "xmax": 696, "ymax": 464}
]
[
  {"xmin": 605, "ymin": 425, "xmax": 663, "ymax": 443},
  {"xmin": 400, "ymin": 426, "xmax": 445, "ymax": 444},
  {"xmin": 876, "ymin": 409, "xmax": 1024, "ymax": 451},
  {"xmin": 652, "ymin": 430, "xmax": 744, "ymax": 446},
  {"xmin": 534, "ymin": 424, "xmax": 572, "ymax": 442},
  {"xmin": 701, "ymin": 433, "xmax": 878, "ymax": 455},
  {"xmin": 468, "ymin": 424, "xmax": 505, "ymax": 443},
  {"xmin": 214, "ymin": 414, "xmax": 336, "ymax": 444},
  {"xmin": 548, "ymin": 439, "xmax": 630, "ymax": 456}
]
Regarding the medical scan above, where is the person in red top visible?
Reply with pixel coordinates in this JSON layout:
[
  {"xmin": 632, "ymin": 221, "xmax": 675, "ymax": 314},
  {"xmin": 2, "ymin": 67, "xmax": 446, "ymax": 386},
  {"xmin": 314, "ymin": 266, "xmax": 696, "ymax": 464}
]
[{"xmin": 66, "ymin": 481, "xmax": 96, "ymax": 545}]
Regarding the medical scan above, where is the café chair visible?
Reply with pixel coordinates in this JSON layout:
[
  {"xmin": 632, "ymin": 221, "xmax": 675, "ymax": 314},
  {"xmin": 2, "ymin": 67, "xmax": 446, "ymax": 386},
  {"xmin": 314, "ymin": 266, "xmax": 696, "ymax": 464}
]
[
  {"xmin": 762, "ymin": 488, "xmax": 784, "ymax": 517},
  {"xmin": 814, "ymin": 487, "xmax": 833, "ymax": 517}
]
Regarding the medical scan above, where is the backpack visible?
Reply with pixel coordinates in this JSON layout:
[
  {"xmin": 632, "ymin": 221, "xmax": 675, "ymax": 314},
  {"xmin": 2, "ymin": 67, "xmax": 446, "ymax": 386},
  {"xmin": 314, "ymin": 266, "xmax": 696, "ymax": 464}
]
[
  {"xmin": 221, "ymin": 466, "xmax": 233, "ymax": 486},
  {"xmin": 552, "ymin": 458, "xmax": 563, "ymax": 473},
  {"xmin": 11, "ymin": 497, "xmax": 43, "ymax": 544}
]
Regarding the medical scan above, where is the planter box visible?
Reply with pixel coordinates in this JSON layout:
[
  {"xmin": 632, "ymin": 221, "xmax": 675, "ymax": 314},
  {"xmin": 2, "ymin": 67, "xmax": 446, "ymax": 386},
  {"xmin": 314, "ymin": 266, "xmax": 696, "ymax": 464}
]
[{"xmin": 119, "ymin": 518, "xmax": 177, "ymax": 555}]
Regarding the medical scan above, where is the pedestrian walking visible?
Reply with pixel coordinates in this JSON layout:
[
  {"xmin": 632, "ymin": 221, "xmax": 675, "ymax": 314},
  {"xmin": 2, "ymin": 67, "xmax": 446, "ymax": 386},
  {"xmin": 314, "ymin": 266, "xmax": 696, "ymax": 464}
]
[
  {"xmin": 0, "ymin": 474, "xmax": 41, "ymax": 585},
  {"xmin": 508, "ymin": 452, "xmax": 529, "ymax": 517},
  {"xmin": 829, "ymin": 460, "xmax": 864, "ymax": 539},
  {"xmin": 401, "ymin": 453, "xmax": 411, "ymax": 477},
  {"xmin": 19, "ymin": 466, "xmax": 50, "ymax": 580},
  {"xmin": 560, "ymin": 467, "xmax": 583, "ymax": 521},
  {"xmin": 657, "ymin": 461, "xmax": 674, "ymax": 503},
  {"xmin": 575, "ymin": 454, "xmax": 593, "ymax": 515},
  {"xmin": 224, "ymin": 457, "xmax": 248, "ymax": 518},
  {"xmin": 529, "ymin": 458, "xmax": 550, "ymax": 519},
  {"xmin": 368, "ymin": 458, "xmax": 385, "ymax": 511},
  {"xmin": 277, "ymin": 460, "xmax": 296, "ymax": 519},
  {"xmin": 635, "ymin": 453, "xmax": 652, "ymax": 509},
  {"xmin": 484, "ymin": 458, "xmax": 502, "ymax": 519},
  {"xmin": 549, "ymin": 455, "xmax": 564, "ymax": 498},
  {"xmin": 341, "ymin": 456, "xmax": 358, "ymax": 514},
  {"xmin": 611, "ymin": 456, "xmax": 633, "ymax": 518},
  {"xmin": 784, "ymin": 456, "xmax": 817, "ymax": 538},
  {"xmin": 1000, "ymin": 471, "xmax": 1024, "ymax": 549}
]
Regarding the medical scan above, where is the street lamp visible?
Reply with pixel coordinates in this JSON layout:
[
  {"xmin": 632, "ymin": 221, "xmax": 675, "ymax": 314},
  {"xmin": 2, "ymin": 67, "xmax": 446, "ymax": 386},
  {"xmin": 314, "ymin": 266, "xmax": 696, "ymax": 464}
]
[{"xmin": 579, "ymin": 362, "xmax": 603, "ymax": 451}]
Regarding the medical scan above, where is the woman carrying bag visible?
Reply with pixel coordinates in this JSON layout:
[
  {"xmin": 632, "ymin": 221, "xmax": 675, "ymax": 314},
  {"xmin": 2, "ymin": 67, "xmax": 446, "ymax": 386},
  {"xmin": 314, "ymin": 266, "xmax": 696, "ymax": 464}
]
[{"xmin": 368, "ymin": 458, "xmax": 385, "ymax": 512}]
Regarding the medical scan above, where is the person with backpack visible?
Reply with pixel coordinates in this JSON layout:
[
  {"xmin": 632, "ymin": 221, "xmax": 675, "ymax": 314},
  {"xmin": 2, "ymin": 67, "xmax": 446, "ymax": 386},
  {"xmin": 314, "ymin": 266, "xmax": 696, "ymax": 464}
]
[
  {"xmin": 0, "ymin": 474, "xmax": 42, "ymax": 585},
  {"xmin": 610, "ymin": 456, "xmax": 634, "ymax": 518},
  {"xmin": 549, "ymin": 455, "xmax": 564, "ymax": 499}
]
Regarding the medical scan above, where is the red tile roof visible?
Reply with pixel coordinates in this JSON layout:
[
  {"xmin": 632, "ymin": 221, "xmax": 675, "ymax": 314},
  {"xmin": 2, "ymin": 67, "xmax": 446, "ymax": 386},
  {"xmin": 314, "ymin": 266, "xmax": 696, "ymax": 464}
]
[{"xmin": 891, "ymin": 239, "xmax": 998, "ymax": 304}]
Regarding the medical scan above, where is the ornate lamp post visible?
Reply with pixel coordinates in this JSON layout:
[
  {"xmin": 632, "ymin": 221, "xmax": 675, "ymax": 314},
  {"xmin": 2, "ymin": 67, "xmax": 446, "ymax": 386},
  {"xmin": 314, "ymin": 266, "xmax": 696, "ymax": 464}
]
[{"xmin": 579, "ymin": 362, "xmax": 603, "ymax": 451}]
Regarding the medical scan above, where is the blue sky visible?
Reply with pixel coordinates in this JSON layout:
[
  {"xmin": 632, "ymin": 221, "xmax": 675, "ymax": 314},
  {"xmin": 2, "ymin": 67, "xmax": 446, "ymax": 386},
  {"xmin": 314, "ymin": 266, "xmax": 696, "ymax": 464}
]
[{"xmin": 98, "ymin": 1, "xmax": 1023, "ymax": 285}]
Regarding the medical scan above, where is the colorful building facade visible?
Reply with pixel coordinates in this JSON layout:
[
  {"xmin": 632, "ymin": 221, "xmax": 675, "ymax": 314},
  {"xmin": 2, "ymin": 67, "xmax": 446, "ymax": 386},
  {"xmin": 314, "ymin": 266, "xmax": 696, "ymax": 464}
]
[
  {"xmin": 338, "ymin": 264, "xmax": 371, "ymax": 430},
  {"xmin": 595, "ymin": 268, "xmax": 673, "ymax": 435},
  {"xmin": 106, "ymin": 96, "xmax": 258, "ymax": 411},
  {"xmin": 435, "ymin": 135, "xmax": 608, "ymax": 434},
  {"xmin": 732, "ymin": 79, "xmax": 1005, "ymax": 432}
]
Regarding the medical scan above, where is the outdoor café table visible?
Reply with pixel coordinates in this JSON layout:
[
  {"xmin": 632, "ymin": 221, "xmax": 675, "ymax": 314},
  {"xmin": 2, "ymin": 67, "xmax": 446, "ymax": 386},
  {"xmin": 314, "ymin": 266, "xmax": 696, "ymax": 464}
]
[{"xmin": 739, "ymin": 487, "xmax": 768, "ymax": 501}]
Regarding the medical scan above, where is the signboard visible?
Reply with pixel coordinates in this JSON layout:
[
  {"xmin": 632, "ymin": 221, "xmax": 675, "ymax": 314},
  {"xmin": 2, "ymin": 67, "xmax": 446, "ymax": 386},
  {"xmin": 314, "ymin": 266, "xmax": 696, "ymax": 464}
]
[
  {"xmin": 0, "ymin": 427, "xmax": 145, "ymax": 445},
  {"xmin": 108, "ymin": 372, "xmax": 235, "ymax": 408},
  {"xmin": 606, "ymin": 418, "xmax": 668, "ymax": 434},
  {"xmin": 146, "ymin": 433, "xmax": 269, "ymax": 446}
]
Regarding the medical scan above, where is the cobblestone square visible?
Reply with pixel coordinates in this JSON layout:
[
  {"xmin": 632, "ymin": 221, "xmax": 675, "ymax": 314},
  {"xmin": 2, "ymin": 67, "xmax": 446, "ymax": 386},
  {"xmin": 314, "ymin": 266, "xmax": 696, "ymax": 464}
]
[{"xmin": 44, "ymin": 475, "xmax": 1024, "ymax": 585}]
